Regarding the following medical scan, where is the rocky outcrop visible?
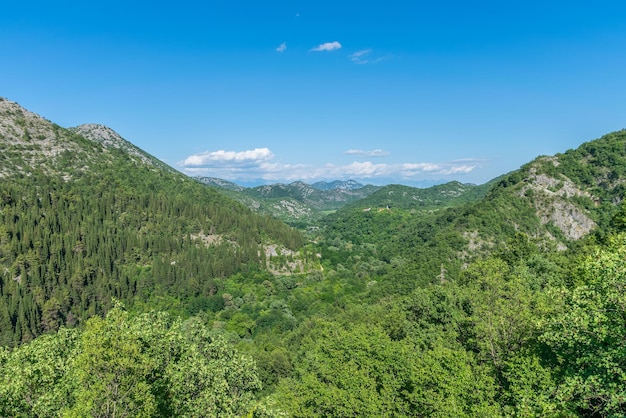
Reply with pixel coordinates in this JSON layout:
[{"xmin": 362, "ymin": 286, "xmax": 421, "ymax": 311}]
[
  {"xmin": 70, "ymin": 124, "xmax": 164, "ymax": 168},
  {"xmin": 520, "ymin": 162, "xmax": 596, "ymax": 241}
]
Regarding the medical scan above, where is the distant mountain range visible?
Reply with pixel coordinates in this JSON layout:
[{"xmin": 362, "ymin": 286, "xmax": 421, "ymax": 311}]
[
  {"xmin": 194, "ymin": 176, "xmax": 498, "ymax": 225},
  {"xmin": 311, "ymin": 179, "xmax": 365, "ymax": 191},
  {"xmin": 195, "ymin": 177, "xmax": 382, "ymax": 225}
]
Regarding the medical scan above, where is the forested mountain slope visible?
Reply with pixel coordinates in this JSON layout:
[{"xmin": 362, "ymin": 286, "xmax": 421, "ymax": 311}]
[
  {"xmin": 321, "ymin": 130, "xmax": 626, "ymax": 294},
  {"xmin": 3, "ymin": 97, "xmax": 626, "ymax": 416},
  {"xmin": 267, "ymin": 131, "xmax": 626, "ymax": 416},
  {"xmin": 341, "ymin": 181, "xmax": 493, "ymax": 211},
  {"xmin": 0, "ymin": 97, "xmax": 304, "ymax": 346}
]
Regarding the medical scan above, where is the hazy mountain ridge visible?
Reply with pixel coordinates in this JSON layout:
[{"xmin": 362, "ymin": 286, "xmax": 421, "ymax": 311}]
[
  {"xmin": 342, "ymin": 181, "xmax": 493, "ymax": 212},
  {"xmin": 311, "ymin": 179, "xmax": 365, "ymax": 191},
  {"xmin": 196, "ymin": 176, "xmax": 381, "ymax": 224},
  {"xmin": 195, "ymin": 176, "xmax": 246, "ymax": 191}
]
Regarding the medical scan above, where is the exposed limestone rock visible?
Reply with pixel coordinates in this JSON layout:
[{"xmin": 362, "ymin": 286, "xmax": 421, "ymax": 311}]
[
  {"xmin": 536, "ymin": 199, "xmax": 596, "ymax": 240},
  {"xmin": 271, "ymin": 199, "xmax": 311, "ymax": 219},
  {"xmin": 519, "ymin": 168, "xmax": 596, "ymax": 241},
  {"xmin": 0, "ymin": 98, "xmax": 86, "ymax": 177},
  {"xmin": 71, "ymin": 124, "xmax": 160, "ymax": 167},
  {"xmin": 190, "ymin": 231, "xmax": 223, "ymax": 246},
  {"xmin": 0, "ymin": 98, "xmax": 172, "ymax": 179}
]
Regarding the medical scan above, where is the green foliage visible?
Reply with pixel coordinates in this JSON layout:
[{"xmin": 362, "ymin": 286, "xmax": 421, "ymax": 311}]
[
  {"xmin": 0, "ymin": 303, "xmax": 266, "ymax": 417},
  {"xmin": 7, "ymin": 101, "xmax": 626, "ymax": 417},
  {"xmin": 274, "ymin": 318, "xmax": 501, "ymax": 417},
  {"xmin": 0, "ymin": 327, "xmax": 79, "ymax": 417},
  {"xmin": 341, "ymin": 181, "xmax": 492, "ymax": 212},
  {"xmin": 0, "ymin": 146, "xmax": 304, "ymax": 344},
  {"xmin": 68, "ymin": 307, "xmax": 158, "ymax": 417},
  {"xmin": 540, "ymin": 233, "xmax": 626, "ymax": 416}
]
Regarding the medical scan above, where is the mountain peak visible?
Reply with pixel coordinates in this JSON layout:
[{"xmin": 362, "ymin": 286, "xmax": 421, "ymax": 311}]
[
  {"xmin": 71, "ymin": 124, "xmax": 124, "ymax": 147},
  {"xmin": 0, "ymin": 98, "xmax": 88, "ymax": 178},
  {"xmin": 69, "ymin": 123, "xmax": 164, "ymax": 168}
]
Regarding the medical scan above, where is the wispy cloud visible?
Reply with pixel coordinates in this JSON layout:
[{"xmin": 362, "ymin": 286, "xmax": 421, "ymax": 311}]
[
  {"xmin": 276, "ymin": 42, "xmax": 287, "ymax": 53},
  {"xmin": 350, "ymin": 49, "xmax": 371, "ymax": 64},
  {"xmin": 311, "ymin": 41, "xmax": 342, "ymax": 52},
  {"xmin": 178, "ymin": 147, "xmax": 481, "ymax": 183},
  {"xmin": 345, "ymin": 148, "xmax": 389, "ymax": 157}
]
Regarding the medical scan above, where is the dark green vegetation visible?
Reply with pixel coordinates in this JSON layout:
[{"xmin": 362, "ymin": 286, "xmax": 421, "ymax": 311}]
[
  {"xmin": 0, "ymin": 303, "xmax": 271, "ymax": 417},
  {"xmin": 0, "ymin": 98, "xmax": 303, "ymax": 346},
  {"xmin": 2, "ymin": 96, "xmax": 626, "ymax": 416}
]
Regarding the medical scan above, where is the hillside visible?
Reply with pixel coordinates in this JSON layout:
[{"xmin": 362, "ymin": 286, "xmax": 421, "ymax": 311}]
[
  {"xmin": 69, "ymin": 123, "xmax": 175, "ymax": 171},
  {"xmin": 341, "ymin": 181, "xmax": 493, "ymax": 212},
  {"xmin": 196, "ymin": 177, "xmax": 380, "ymax": 226},
  {"xmin": 321, "ymin": 130, "xmax": 626, "ymax": 294},
  {"xmin": 4, "ymin": 98, "xmax": 626, "ymax": 416},
  {"xmin": 0, "ymin": 97, "xmax": 304, "ymax": 345}
]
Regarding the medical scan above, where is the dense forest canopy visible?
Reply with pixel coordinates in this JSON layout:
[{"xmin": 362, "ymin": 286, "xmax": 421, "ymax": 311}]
[
  {"xmin": 2, "ymin": 97, "xmax": 626, "ymax": 416},
  {"xmin": 0, "ymin": 98, "xmax": 304, "ymax": 346}
]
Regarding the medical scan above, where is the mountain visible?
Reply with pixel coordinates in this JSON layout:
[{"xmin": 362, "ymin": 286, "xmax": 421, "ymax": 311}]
[
  {"xmin": 322, "ymin": 130, "xmax": 626, "ymax": 295},
  {"xmin": 0, "ymin": 97, "xmax": 304, "ymax": 345},
  {"xmin": 311, "ymin": 179, "xmax": 365, "ymax": 191},
  {"xmin": 69, "ymin": 123, "xmax": 175, "ymax": 171},
  {"xmin": 195, "ymin": 177, "xmax": 381, "ymax": 226},
  {"xmin": 195, "ymin": 176, "xmax": 246, "ymax": 192},
  {"xmin": 5, "ymin": 97, "xmax": 626, "ymax": 416},
  {"xmin": 341, "ymin": 181, "xmax": 494, "ymax": 212},
  {"xmin": 0, "ymin": 100, "xmax": 170, "ymax": 179}
]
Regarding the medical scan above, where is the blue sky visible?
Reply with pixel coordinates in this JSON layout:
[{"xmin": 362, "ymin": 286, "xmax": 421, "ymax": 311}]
[{"xmin": 2, "ymin": 1, "xmax": 626, "ymax": 186}]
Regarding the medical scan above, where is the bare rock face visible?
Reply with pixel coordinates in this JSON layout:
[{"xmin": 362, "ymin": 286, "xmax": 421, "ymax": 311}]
[
  {"xmin": 0, "ymin": 98, "xmax": 86, "ymax": 177},
  {"xmin": 520, "ymin": 161, "xmax": 597, "ymax": 241},
  {"xmin": 0, "ymin": 98, "xmax": 170, "ymax": 179},
  {"xmin": 538, "ymin": 199, "xmax": 596, "ymax": 240},
  {"xmin": 70, "ymin": 124, "xmax": 159, "ymax": 167}
]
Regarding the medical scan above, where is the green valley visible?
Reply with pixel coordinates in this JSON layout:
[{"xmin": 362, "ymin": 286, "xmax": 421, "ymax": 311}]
[{"xmin": 2, "ymin": 96, "xmax": 626, "ymax": 416}]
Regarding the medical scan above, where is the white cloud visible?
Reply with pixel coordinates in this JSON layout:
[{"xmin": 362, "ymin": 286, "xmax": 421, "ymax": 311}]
[
  {"xmin": 178, "ymin": 147, "xmax": 480, "ymax": 183},
  {"xmin": 311, "ymin": 41, "xmax": 342, "ymax": 52},
  {"xmin": 276, "ymin": 42, "xmax": 287, "ymax": 53},
  {"xmin": 350, "ymin": 49, "xmax": 371, "ymax": 64},
  {"xmin": 178, "ymin": 148, "xmax": 274, "ymax": 167},
  {"xmin": 345, "ymin": 148, "xmax": 389, "ymax": 157}
]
